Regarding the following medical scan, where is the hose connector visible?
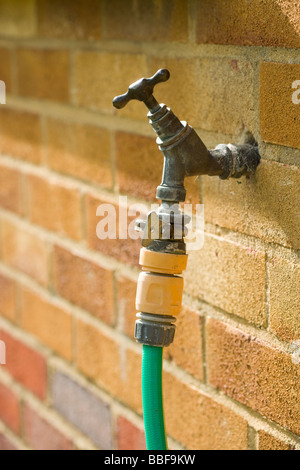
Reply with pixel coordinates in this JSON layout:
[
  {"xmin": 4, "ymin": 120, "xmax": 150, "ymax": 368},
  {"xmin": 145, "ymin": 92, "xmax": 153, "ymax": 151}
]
[{"xmin": 135, "ymin": 248, "xmax": 188, "ymax": 347}]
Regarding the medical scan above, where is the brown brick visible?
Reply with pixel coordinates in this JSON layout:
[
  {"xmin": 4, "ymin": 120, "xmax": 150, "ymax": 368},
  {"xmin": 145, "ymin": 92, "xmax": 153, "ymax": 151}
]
[
  {"xmin": 0, "ymin": 107, "xmax": 42, "ymax": 164},
  {"xmin": 85, "ymin": 193, "xmax": 141, "ymax": 267},
  {"xmin": 151, "ymin": 57, "xmax": 255, "ymax": 135},
  {"xmin": 117, "ymin": 275, "xmax": 137, "ymax": 339},
  {"xmin": 1, "ymin": 218, "xmax": 49, "ymax": 286},
  {"xmin": 17, "ymin": 48, "xmax": 69, "ymax": 102},
  {"xmin": 72, "ymin": 51, "xmax": 148, "ymax": 120},
  {"xmin": 0, "ymin": 163, "xmax": 22, "ymax": 214},
  {"xmin": 0, "ymin": 329, "xmax": 47, "ymax": 399},
  {"xmin": 20, "ymin": 287, "xmax": 73, "ymax": 361},
  {"xmin": 166, "ymin": 306, "xmax": 204, "ymax": 381},
  {"xmin": 164, "ymin": 371, "xmax": 248, "ymax": 450},
  {"xmin": 37, "ymin": 0, "xmax": 102, "ymax": 40},
  {"xmin": 202, "ymin": 160, "xmax": 300, "ymax": 250},
  {"xmin": 0, "ymin": 274, "xmax": 17, "ymax": 322},
  {"xmin": 116, "ymin": 416, "xmax": 146, "ymax": 451},
  {"xmin": 76, "ymin": 318, "xmax": 142, "ymax": 413},
  {"xmin": 260, "ymin": 62, "xmax": 300, "ymax": 149},
  {"xmin": 206, "ymin": 318, "xmax": 300, "ymax": 434},
  {"xmin": 116, "ymin": 132, "xmax": 162, "ymax": 201},
  {"xmin": 23, "ymin": 404, "xmax": 74, "ymax": 450},
  {"xmin": 103, "ymin": 0, "xmax": 188, "ymax": 42},
  {"xmin": 0, "ymin": 47, "xmax": 12, "ymax": 93},
  {"xmin": 184, "ymin": 235, "xmax": 266, "ymax": 326},
  {"xmin": 46, "ymin": 118, "xmax": 112, "ymax": 189},
  {"xmin": 269, "ymin": 257, "xmax": 300, "ymax": 342},
  {"xmin": 0, "ymin": 0, "xmax": 36, "ymax": 38},
  {"xmin": 52, "ymin": 245, "xmax": 114, "ymax": 325},
  {"xmin": 257, "ymin": 430, "xmax": 295, "ymax": 450},
  {"xmin": 196, "ymin": 0, "xmax": 300, "ymax": 48},
  {"xmin": 26, "ymin": 173, "xmax": 82, "ymax": 240},
  {"xmin": 0, "ymin": 382, "xmax": 20, "ymax": 434}
]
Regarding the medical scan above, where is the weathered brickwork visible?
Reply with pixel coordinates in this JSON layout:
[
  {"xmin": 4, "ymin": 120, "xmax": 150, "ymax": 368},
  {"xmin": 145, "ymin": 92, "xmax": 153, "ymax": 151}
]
[{"xmin": 0, "ymin": 0, "xmax": 299, "ymax": 451}]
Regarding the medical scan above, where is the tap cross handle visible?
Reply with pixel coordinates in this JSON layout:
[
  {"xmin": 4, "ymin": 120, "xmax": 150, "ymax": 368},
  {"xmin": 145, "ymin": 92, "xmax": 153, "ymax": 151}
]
[{"xmin": 112, "ymin": 68, "xmax": 170, "ymax": 112}]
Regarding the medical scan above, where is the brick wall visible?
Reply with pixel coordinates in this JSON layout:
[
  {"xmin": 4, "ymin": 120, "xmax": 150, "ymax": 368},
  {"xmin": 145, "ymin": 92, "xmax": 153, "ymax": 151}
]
[{"xmin": 0, "ymin": 0, "xmax": 299, "ymax": 450}]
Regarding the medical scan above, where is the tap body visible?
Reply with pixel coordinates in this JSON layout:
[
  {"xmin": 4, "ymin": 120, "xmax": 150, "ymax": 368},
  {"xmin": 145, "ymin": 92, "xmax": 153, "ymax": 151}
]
[
  {"xmin": 113, "ymin": 69, "xmax": 260, "ymax": 206},
  {"xmin": 148, "ymin": 103, "xmax": 225, "ymax": 203}
]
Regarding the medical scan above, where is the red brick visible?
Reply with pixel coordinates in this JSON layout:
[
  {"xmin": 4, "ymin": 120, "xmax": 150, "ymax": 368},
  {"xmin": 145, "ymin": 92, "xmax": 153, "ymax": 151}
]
[
  {"xmin": 116, "ymin": 416, "xmax": 146, "ymax": 450},
  {"xmin": 17, "ymin": 48, "xmax": 70, "ymax": 103},
  {"xmin": 0, "ymin": 108, "xmax": 43, "ymax": 164},
  {"xmin": 1, "ymin": 218, "xmax": 49, "ymax": 286},
  {"xmin": 37, "ymin": 0, "xmax": 102, "ymax": 40},
  {"xmin": 0, "ymin": 274, "xmax": 17, "ymax": 322},
  {"xmin": 46, "ymin": 118, "xmax": 113, "ymax": 189},
  {"xmin": 26, "ymin": 173, "xmax": 83, "ymax": 240},
  {"xmin": 23, "ymin": 404, "xmax": 74, "ymax": 450},
  {"xmin": 196, "ymin": 0, "xmax": 300, "ymax": 48},
  {"xmin": 206, "ymin": 318, "xmax": 300, "ymax": 435},
  {"xmin": 52, "ymin": 245, "xmax": 114, "ymax": 325},
  {"xmin": 115, "ymin": 132, "xmax": 162, "ymax": 201},
  {"xmin": 0, "ymin": 382, "xmax": 20, "ymax": 434},
  {"xmin": 85, "ymin": 193, "xmax": 141, "ymax": 267},
  {"xmin": 0, "ymin": 164, "xmax": 22, "ymax": 214},
  {"xmin": 0, "ymin": 330, "xmax": 47, "ymax": 399}
]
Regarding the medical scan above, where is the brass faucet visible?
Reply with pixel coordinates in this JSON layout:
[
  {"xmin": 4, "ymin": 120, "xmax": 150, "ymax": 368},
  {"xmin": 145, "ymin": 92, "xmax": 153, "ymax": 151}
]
[{"xmin": 113, "ymin": 69, "xmax": 260, "ymax": 205}]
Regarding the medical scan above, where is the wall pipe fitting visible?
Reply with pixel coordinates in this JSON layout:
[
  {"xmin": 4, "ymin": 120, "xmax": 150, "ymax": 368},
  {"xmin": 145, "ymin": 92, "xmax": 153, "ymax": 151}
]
[{"xmin": 113, "ymin": 69, "xmax": 261, "ymax": 450}]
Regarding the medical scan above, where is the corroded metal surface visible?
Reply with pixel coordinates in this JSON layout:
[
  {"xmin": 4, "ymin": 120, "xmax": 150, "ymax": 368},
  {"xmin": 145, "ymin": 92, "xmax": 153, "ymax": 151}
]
[{"xmin": 113, "ymin": 69, "xmax": 260, "ymax": 205}]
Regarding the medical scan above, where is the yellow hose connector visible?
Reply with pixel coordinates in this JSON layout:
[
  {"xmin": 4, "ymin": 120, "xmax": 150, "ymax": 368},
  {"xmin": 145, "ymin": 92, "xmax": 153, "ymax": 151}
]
[
  {"xmin": 136, "ymin": 272, "xmax": 183, "ymax": 317},
  {"xmin": 135, "ymin": 248, "xmax": 188, "ymax": 347},
  {"xmin": 139, "ymin": 248, "xmax": 188, "ymax": 275}
]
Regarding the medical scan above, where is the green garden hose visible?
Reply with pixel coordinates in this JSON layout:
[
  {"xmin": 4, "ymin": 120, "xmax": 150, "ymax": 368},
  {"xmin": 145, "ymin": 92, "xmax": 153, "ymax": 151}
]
[{"xmin": 142, "ymin": 344, "xmax": 167, "ymax": 450}]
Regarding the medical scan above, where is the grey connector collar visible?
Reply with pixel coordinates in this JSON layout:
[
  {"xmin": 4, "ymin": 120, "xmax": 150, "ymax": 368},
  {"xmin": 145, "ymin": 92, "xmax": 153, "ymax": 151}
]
[{"xmin": 135, "ymin": 312, "xmax": 176, "ymax": 347}]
